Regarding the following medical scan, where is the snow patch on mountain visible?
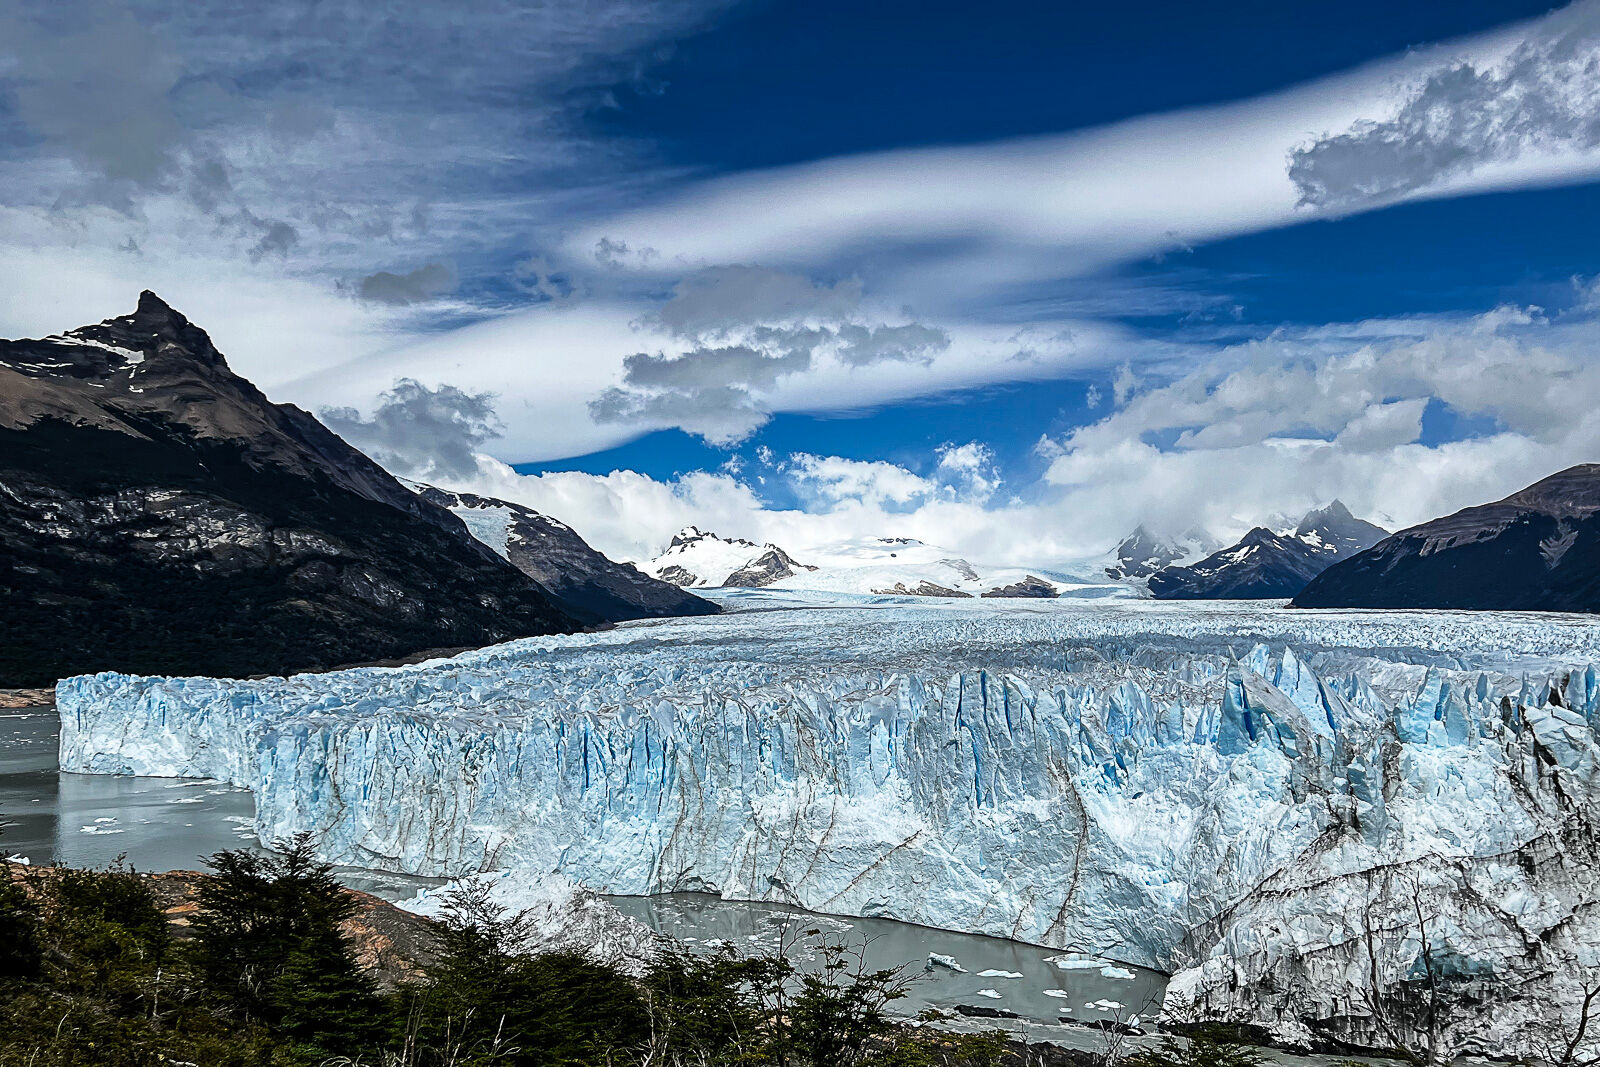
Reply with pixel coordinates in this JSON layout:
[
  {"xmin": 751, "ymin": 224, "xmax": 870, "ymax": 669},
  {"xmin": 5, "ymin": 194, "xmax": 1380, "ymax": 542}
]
[
  {"xmin": 644, "ymin": 526, "xmax": 812, "ymax": 588},
  {"xmin": 1104, "ymin": 526, "xmax": 1220, "ymax": 582},
  {"xmin": 1149, "ymin": 500, "xmax": 1387, "ymax": 600}
]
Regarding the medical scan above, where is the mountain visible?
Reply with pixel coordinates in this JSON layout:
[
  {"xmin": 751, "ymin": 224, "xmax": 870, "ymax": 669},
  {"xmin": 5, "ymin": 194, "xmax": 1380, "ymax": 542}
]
[
  {"xmin": 0, "ymin": 292, "xmax": 579, "ymax": 687},
  {"xmin": 1294, "ymin": 465, "xmax": 1600, "ymax": 612},
  {"xmin": 643, "ymin": 526, "xmax": 814, "ymax": 588},
  {"xmin": 408, "ymin": 485, "xmax": 717, "ymax": 623},
  {"xmin": 741, "ymin": 535, "xmax": 1128, "ymax": 599},
  {"xmin": 1104, "ymin": 525, "xmax": 1219, "ymax": 581},
  {"xmin": 1148, "ymin": 500, "xmax": 1387, "ymax": 600}
]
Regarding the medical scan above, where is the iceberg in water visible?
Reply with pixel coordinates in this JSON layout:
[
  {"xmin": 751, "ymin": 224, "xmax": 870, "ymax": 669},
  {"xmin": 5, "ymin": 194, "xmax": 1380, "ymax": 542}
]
[{"xmin": 55, "ymin": 598, "xmax": 1600, "ymax": 1058}]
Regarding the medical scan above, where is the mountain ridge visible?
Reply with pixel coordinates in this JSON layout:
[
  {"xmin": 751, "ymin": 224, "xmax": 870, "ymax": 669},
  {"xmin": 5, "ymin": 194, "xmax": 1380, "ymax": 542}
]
[
  {"xmin": 1149, "ymin": 500, "xmax": 1387, "ymax": 600},
  {"xmin": 0, "ymin": 293, "xmax": 578, "ymax": 687},
  {"xmin": 1294, "ymin": 464, "xmax": 1600, "ymax": 611},
  {"xmin": 408, "ymin": 484, "xmax": 718, "ymax": 623}
]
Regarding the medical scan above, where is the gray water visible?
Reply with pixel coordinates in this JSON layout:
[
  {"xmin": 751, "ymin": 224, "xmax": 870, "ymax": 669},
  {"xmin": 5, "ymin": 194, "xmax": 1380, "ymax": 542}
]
[
  {"xmin": 0, "ymin": 707, "xmax": 258, "ymax": 871},
  {"xmin": 612, "ymin": 893, "xmax": 1166, "ymax": 1028}
]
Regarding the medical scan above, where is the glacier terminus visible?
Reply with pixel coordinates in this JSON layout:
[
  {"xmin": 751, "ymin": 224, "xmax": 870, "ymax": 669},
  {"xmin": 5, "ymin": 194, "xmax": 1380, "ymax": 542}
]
[{"xmin": 56, "ymin": 595, "xmax": 1600, "ymax": 1058}]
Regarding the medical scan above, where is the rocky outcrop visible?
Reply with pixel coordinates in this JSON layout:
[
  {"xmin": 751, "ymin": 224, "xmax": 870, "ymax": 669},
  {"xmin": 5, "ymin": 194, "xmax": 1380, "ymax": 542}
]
[
  {"xmin": 1295, "ymin": 464, "xmax": 1600, "ymax": 612},
  {"xmin": 979, "ymin": 575, "xmax": 1057, "ymax": 598},
  {"xmin": 409, "ymin": 485, "xmax": 717, "ymax": 624},
  {"xmin": 872, "ymin": 581, "xmax": 973, "ymax": 598},
  {"xmin": 645, "ymin": 526, "xmax": 813, "ymax": 588},
  {"xmin": 1104, "ymin": 526, "xmax": 1218, "ymax": 581},
  {"xmin": 725, "ymin": 545, "xmax": 810, "ymax": 587},
  {"xmin": 0, "ymin": 293, "xmax": 578, "ymax": 687}
]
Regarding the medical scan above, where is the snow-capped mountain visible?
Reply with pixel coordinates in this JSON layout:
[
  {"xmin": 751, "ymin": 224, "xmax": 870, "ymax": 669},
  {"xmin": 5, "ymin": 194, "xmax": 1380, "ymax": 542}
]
[
  {"xmin": 1296, "ymin": 464, "xmax": 1600, "ymax": 611},
  {"xmin": 763, "ymin": 536, "xmax": 1127, "ymax": 599},
  {"xmin": 643, "ymin": 526, "xmax": 814, "ymax": 588},
  {"xmin": 1149, "ymin": 500, "xmax": 1386, "ymax": 599},
  {"xmin": 646, "ymin": 530, "xmax": 1128, "ymax": 599},
  {"xmin": 1104, "ymin": 525, "xmax": 1220, "ymax": 581},
  {"xmin": 407, "ymin": 485, "xmax": 717, "ymax": 623},
  {"xmin": 0, "ymin": 292, "xmax": 577, "ymax": 687}
]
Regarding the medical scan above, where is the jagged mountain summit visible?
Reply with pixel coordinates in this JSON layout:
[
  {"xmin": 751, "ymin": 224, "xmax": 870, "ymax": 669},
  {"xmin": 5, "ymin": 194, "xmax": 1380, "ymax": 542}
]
[
  {"xmin": 1295, "ymin": 464, "xmax": 1600, "ymax": 612},
  {"xmin": 408, "ymin": 485, "xmax": 717, "ymax": 623},
  {"xmin": 1149, "ymin": 500, "xmax": 1387, "ymax": 600},
  {"xmin": 643, "ymin": 526, "xmax": 814, "ymax": 588},
  {"xmin": 0, "ymin": 292, "xmax": 578, "ymax": 687},
  {"xmin": 1104, "ymin": 525, "xmax": 1219, "ymax": 581}
]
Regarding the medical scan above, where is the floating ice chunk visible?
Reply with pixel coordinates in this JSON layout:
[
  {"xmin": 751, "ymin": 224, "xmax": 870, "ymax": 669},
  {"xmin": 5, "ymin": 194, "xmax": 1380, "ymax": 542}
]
[
  {"xmin": 1041, "ymin": 989, "xmax": 1071, "ymax": 998},
  {"xmin": 1046, "ymin": 956, "xmax": 1107, "ymax": 970},
  {"xmin": 1100, "ymin": 965, "xmax": 1135, "ymax": 980},
  {"xmin": 1087, "ymin": 1000, "xmax": 1124, "ymax": 1011},
  {"xmin": 976, "ymin": 969, "xmax": 1023, "ymax": 978},
  {"xmin": 973, "ymin": 988, "xmax": 1002, "ymax": 999},
  {"xmin": 927, "ymin": 953, "xmax": 966, "ymax": 973}
]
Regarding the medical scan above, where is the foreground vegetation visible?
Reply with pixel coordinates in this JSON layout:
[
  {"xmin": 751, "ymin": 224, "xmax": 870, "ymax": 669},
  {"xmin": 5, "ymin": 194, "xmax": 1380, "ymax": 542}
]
[{"xmin": 0, "ymin": 837, "xmax": 1272, "ymax": 1067}]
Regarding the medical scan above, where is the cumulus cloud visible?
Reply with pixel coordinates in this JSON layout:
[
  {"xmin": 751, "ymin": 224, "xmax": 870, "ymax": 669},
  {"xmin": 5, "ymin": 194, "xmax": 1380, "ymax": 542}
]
[
  {"xmin": 1291, "ymin": 1, "xmax": 1600, "ymax": 208},
  {"xmin": 358, "ymin": 263, "xmax": 455, "ymax": 305},
  {"xmin": 322, "ymin": 378, "xmax": 502, "ymax": 479},
  {"xmin": 787, "ymin": 454, "xmax": 938, "ymax": 509},
  {"xmin": 616, "ymin": 344, "xmax": 811, "ymax": 390},
  {"xmin": 935, "ymin": 442, "xmax": 1003, "ymax": 501},
  {"xmin": 403, "ymin": 291, "xmax": 1600, "ymax": 573},
  {"xmin": 834, "ymin": 323, "xmax": 949, "ymax": 366},
  {"xmin": 588, "ymin": 382, "xmax": 773, "ymax": 446},
  {"xmin": 1039, "ymin": 304, "xmax": 1600, "ymax": 538},
  {"xmin": 586, "ymin": 343, "xmax": 815, "ymax": 443}
]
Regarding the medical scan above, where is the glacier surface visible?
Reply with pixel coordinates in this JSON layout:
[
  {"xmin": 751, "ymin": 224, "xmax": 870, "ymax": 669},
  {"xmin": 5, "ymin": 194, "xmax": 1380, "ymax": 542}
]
[{"xmin": 57, "ymin": 596, "xmax": 1600, "ymax": 1057}]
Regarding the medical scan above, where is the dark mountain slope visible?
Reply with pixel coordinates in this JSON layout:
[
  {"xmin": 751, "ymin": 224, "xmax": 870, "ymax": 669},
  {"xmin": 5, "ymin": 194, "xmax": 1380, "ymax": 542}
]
[
  {"xmin": 410, "ymin": 485, "xmax": 718, "ymax": 624},
  {"xmin": 0, "ymin": 292, "xmax": 579, "ymax": 687},
  {"xmin": 1294, "ymin": 465, "xmax": 1600, "ymax": 612},
  {"xmin": 1149, "ymin": 501, "xmax": 1387, "ymax": 600}
]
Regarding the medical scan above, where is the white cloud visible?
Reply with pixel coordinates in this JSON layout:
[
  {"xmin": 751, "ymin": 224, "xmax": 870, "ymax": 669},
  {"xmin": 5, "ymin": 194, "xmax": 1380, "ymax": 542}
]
[
  {"xmin": 563, "ymin": 10, "xmax": 1582, "ymax": 316},
  {"xmin": 787, "ymin": 454, "xmax": 938, "ymax": 509},
  {"xmin": 1291, "ymin": 0, "xmax": 1600, "ymax": 209},
  {"xmin": 1040, "ymin": 305, "xmax": 1600, "ymax": 537},
  {"xmin": 935, "ymin": 442, "xmax": 1003, "ymax": 501}
]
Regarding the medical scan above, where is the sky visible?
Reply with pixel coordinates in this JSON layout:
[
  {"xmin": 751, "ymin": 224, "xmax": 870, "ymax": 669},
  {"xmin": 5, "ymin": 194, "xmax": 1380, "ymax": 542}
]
[{"xmin": 5, "ymin": 0, "xmax": 1600, "ymax": 567}]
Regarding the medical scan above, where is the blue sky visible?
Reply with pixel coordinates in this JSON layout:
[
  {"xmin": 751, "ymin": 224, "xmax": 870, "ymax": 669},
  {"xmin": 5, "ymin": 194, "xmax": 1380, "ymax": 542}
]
[{"xmin": 5, "ymin": 0, "xmax": 1600, "ymax": 564}]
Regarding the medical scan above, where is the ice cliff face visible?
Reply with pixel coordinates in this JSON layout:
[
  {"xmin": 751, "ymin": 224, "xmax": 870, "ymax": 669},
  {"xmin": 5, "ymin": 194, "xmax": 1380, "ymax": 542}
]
[{"xmin": 57, "ymin": 599, "xmax": 1600, "ymax": 1058}]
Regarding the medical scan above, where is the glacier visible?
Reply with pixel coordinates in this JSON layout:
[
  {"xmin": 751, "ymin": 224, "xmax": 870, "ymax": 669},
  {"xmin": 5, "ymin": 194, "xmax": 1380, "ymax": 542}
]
[{"xmin": 56, "ymin": 596, "xmax": 1600, "ymax": 1057}]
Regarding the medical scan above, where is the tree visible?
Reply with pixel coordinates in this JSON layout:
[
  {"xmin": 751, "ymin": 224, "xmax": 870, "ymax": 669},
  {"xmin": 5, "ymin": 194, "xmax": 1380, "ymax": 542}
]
[
  {"xmin": 1536, "ymin": 977, "xmax": 1600, "ymax": 1067},
  {"xmin": 190, "ymin": 833, "xmax": 383, "ymax": 1057},
  {"xmin": 0, "ymin": 848, "xmax": 39, "ymax": 982}
]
